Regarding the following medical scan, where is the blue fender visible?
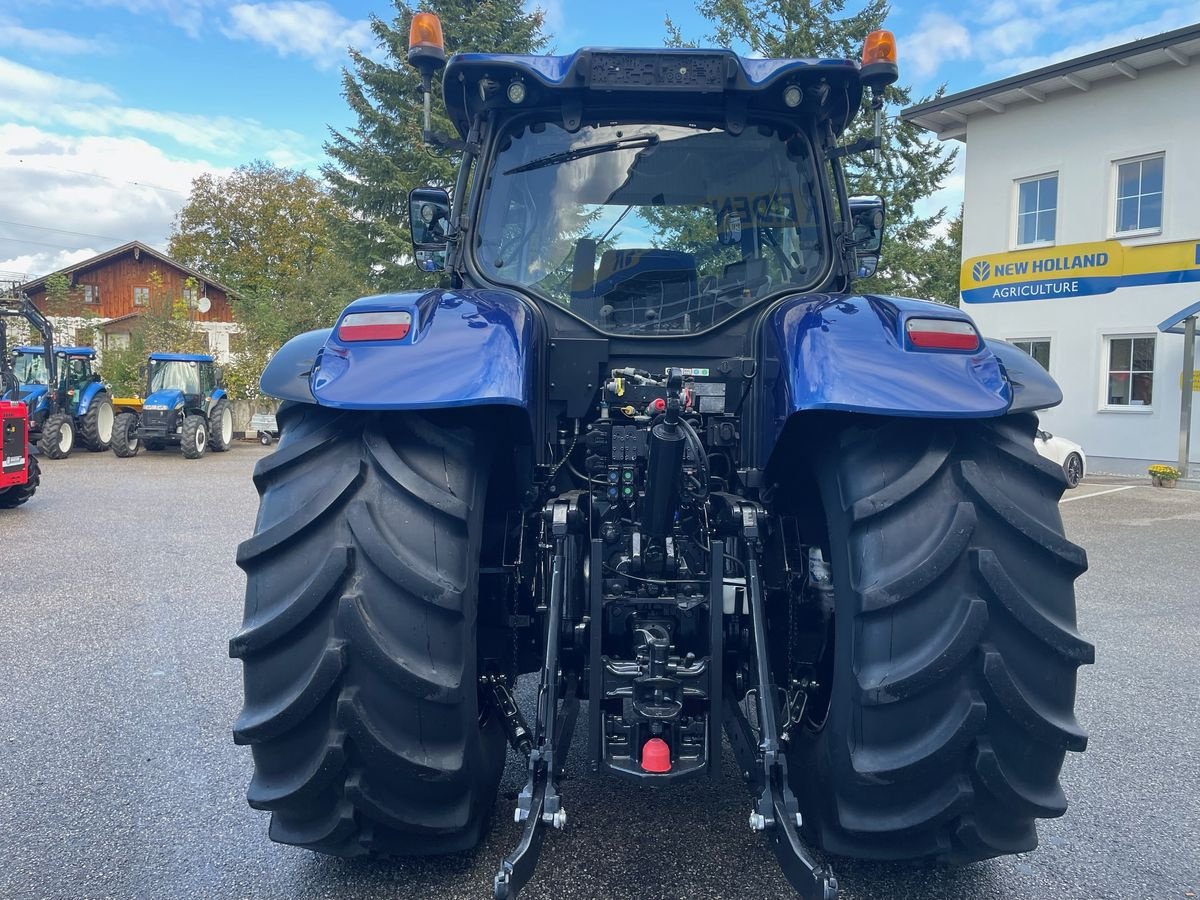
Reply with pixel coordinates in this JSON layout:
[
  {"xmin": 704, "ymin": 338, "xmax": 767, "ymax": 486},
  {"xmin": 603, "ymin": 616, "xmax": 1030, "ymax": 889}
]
[
  {"xmin": 985, "ymin": 338, "xmax": 1062, "ymax": 414},
  {"xmin": 261, "ymin": 289, "xmax": 537, "ymax": 414},
  {"xmin": 76, "ymin": 381, "xmax": 107, "ymax": 416},
  {"xmin": 211, "ymin": 388, "xmax": 227, "ymax": 403},
  {"xmin": 760, "ymin": 293, "xmax": 1037, "ymax": 465}
]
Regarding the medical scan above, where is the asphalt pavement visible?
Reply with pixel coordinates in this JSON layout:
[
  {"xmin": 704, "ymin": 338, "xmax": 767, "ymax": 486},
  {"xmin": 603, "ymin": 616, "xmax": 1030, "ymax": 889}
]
[{"xmin": 0, "ymin": 446, "xmax": 1196, "ymax": 900}]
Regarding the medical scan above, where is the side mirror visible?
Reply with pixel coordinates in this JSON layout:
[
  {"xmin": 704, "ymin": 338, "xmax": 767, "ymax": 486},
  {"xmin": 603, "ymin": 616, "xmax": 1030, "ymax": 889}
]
[
  {"xmin": 408, "ymin": 187, "xmax": 450, "ymax": 273},
  {"xmin": 138, "ymin": 364, "xmax": 147, "ymax": 379},
  {"xmin": 214, "ymin": 366, "xmax": 224, "ymax": 386},
  {"xmin": 848, "ymin": 195, "xmax": 886, "ymax": 279}
]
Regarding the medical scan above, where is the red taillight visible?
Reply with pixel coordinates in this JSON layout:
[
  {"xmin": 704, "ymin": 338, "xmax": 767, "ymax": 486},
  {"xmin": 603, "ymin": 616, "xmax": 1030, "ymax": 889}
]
[
  {"xmin": 337, "ymin": 311, "xmax": 413, "ymax": 342},
  {"xmin": 905, "ymin": 318, "xmax": 980, "ymax": 351}
]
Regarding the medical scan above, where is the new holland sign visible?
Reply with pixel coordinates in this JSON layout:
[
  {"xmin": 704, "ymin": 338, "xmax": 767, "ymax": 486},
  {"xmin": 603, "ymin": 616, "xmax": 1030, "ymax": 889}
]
[{"xmin": 960, "ymin": 238, "xmax": 1200, "ymax": 304}]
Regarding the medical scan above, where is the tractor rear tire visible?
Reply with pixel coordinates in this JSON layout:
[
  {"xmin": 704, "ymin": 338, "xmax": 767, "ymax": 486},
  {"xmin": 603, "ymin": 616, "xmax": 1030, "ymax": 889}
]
[
  {"xmin": 791, "ymin": 413, "xmax": 1092, "ymax": 864},
  {"xmin": 231, "ymin": 403, "xmax": 505, "ymax": 857},
  {"xmin": 181, "ymin": 414, "xmax": 208, "ymax": 459},
  {"xmin": 80, "ymin": 394, "xmax": 115, "ymax": 452},
  {"xmin": 111, "ymin": 413, "xmax": 140, "ymax": 458},
  {"xmin": 38, "ymin": 413, "xmax": 74, "ymax": 459},
  {"xmin": 209, "ymin": 399, "xmax": 233, "ymax": 452},
  {"xmin": 0, "ymin": 447, "xmax": 39, "ymax": 508}
]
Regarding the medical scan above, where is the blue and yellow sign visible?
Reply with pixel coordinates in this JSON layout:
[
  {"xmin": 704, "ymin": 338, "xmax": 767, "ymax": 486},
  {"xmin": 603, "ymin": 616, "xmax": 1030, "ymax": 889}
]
[{"xmin": 960, "ymin": 238, "xmax": 1200, "ymax": 304}]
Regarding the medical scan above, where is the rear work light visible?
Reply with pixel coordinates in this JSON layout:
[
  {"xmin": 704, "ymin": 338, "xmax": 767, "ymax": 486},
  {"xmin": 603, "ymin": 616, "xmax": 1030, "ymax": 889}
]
[
  {"xmin": 905, "ymin": 318, "xmax": 981, "ymax": 351},
  {"xmin": 337, "ymin": 311, "xmax": 413, "ymax": 342}
]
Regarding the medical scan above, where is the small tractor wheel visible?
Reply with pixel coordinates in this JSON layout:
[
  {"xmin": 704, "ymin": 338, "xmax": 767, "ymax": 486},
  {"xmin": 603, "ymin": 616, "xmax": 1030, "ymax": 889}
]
[
  {"xmin": 110, "ymin": 413, "xmax": 141, "ymax": 458},
  {"xmin": 181, "ymin": 414, "xmax": 208, "ymax": 459},
  {"xmin": 79, "ymin": 393, "xmax": 115, "ymax": 452},
  {"xmin": 231, "ymin": 403, "xmax": 505, "ymax": 857},
  {"xmin": 259, "ymin": 431, "xmax": 273, "ymax": 446},
  {"xmin": 0, "ymin": 447, "xmax": 39, "ymax": 508},
  {"xmin": 38, "ymin": 412, "xmax": 74, "ymax": 459},
  {"xmin": 209, "ymin": 399, "xmax": 234, "ymax": 452},
  {"xmin": 786, "ymin": 413, "xmax": 1092, "ymax": 864}
]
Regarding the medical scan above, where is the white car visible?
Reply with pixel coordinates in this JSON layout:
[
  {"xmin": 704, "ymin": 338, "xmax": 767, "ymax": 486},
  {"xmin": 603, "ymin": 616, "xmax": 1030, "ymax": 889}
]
[{"xmin": 1035, "ymin": 429, "xmax": 1086, "ymax": 488}]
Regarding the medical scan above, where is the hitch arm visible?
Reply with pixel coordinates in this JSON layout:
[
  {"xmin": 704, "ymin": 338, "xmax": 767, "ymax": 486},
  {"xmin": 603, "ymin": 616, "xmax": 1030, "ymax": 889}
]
[
  {"xmin": 728, "ymin": 502, "xmax": 838, "ymax": 900},
  {"xmin": 494, "ymin": 500, "xmax": 581, "ymax": 900}
]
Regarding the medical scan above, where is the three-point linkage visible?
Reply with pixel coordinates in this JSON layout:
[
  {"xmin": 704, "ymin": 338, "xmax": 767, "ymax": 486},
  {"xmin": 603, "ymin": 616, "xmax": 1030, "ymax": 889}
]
[
  {"xmin": 724, "ymin": 500, "xmax": 839, "ymax": 900},
  {"xmin": 493, "ymin": 497, "xmax": 581, "ymax": 900}
]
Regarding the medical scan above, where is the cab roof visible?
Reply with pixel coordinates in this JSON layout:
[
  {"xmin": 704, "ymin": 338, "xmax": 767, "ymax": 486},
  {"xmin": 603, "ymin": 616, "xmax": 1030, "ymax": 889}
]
[
  {"xmin": 149, "ymin": 353, "xmax": 213, "ymax": 363},
  {"xmin": 443, "ymin": 48, "xmax": 863, "ymax": 139},
  {"xmin": 14, "ymin": 345, "xmax": 95, "ymax": 357}
]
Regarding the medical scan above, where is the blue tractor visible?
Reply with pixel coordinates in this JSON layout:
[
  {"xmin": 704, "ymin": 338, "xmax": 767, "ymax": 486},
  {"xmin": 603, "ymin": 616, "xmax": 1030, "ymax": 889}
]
[
  {"xmin": 232, "ymin": 19, "xmax": 1092, "ymax": 900},
  {"xmin": 1, "ymin": 295, "xmax": 114, "ymax": 458},
  {"xmin": 110, "ymin": 353, "xmax": 233, "ymax": 459}
]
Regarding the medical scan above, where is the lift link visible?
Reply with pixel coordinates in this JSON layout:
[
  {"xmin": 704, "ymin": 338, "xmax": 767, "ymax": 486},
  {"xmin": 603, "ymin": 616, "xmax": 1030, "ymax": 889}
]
[
  {"xmin": 731, "ymin": 500, "xmax": 839, "ymax": 900},
  {"xmin": 482, "ymin": 675, "xmax": 532, "ymax": 758},
  {"xmin": 493, "ymin": 498, "xmax": 581, "ymax": 900}
]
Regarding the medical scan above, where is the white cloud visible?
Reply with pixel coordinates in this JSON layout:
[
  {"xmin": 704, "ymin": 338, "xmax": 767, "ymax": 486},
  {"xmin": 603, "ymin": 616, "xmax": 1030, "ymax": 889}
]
[
  {"xmin": 0, "ymin": 54, "xmax": 317, "ymax": 163},
  {"xmin": 0, "ymin": 124, "xmax": 224, "ymax": 276},
  {"xmin": 81, "ymin": 0, "xmax": 218, "ymax": 39},
  {"xmin": 988, "ymin": 6, "xmax": 1196, "ymax": 74},
  {"xmin": 905, "ymin": 12, "xmax": 972, "ymax": 79},
  {"xmin": 0, "ymin": 17, "xmax": 106, "ymax": 55},
  {"xmin": 223, "ymin": 1, "xmax": 374, "ymax": 69}
]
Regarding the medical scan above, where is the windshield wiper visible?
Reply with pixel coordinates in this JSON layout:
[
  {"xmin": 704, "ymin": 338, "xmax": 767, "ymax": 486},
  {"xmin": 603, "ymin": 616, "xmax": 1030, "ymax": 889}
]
[{"xmin": 503, "ymin": 134, "xmax": 659, "ymax": 175}]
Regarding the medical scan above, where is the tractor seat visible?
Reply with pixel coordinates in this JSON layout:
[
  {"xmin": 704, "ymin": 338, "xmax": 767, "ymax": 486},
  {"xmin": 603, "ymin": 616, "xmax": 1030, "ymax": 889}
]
[{"xmin": 589, "ymin": 249, "xmax": 698, "ymax": 328}]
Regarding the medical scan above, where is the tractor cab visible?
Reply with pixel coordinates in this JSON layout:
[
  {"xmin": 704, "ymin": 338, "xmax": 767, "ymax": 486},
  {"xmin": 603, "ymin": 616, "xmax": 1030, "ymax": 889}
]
[
  {"xmin": 11, "ymin": 346, "xmax": 102, "ymax": 421},
  {"xmin": 110, "ymin": 353, "xmax": 232, "ymax": 460}
]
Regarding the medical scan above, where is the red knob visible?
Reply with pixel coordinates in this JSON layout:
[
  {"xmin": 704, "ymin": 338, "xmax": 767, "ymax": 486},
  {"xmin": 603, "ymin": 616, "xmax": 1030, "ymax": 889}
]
[
  {"xmin": 651, "ymin": 398, "xmax": 666, "ymax": 413},
  {"xmin": 641, "ymin": 737, "xmax": 671, "ymax": 773}
]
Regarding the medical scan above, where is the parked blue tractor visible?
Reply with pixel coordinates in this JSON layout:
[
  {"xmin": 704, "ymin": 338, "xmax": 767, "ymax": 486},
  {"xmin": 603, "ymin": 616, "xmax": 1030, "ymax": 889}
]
[
  {"xmin": 232, "ymin": 18, "xmax": 1093, "ymax": 900},
  {"xmin": 110, "ymin": 353, "xmax": 233, "ymax": 459},
  {"xmin": 1, "ymin": 294, "xmax": 114, "ymax": 458}
]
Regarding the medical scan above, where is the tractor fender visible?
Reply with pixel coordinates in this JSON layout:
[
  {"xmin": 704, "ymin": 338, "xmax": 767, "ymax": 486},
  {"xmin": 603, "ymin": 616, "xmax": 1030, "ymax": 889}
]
[
  {"xmin": 261, "ymin": 289, "xmax": 538, "ymax": 415},
  {"xmin": 76, "ymin": 381, "xmax": 107, "ymax": 415},
  {"xmin": 985, "ymin": 337, "xmax": 1062, "ymax": 414},
  {"xmin": 210, "ymin": 388, "xmax": 227, "ymax": 403},
  {"xmin": 759, "ymin": 293, "xmax": 1046, "ymax": 465}
]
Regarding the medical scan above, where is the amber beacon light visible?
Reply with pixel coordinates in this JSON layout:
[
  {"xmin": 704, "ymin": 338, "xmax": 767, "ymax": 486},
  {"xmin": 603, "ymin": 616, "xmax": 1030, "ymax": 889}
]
[
  {"xmin": 860, "ymin": 30, "xmax": 899, "ymax": 89},
  {"xmin": 408, "ymin": 12, "xmax": 447, "ymax": 141}
]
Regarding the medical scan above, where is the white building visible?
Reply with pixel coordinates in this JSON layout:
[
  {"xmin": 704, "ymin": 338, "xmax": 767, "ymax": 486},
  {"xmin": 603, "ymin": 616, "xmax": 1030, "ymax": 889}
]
[{"xmin": 904, "ymin": 24, "xmax": 1200, "ymax": 475}]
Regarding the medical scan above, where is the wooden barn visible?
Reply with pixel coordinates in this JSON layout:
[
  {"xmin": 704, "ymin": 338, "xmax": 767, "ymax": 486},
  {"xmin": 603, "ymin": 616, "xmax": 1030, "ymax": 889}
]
[{"xmin": 17, "ymin": 241, "xmax": 243, "ymax": 361}]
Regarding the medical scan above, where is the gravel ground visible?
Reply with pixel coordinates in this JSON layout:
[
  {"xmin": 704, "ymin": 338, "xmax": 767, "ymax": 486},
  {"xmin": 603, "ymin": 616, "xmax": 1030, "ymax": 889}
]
[{"xmin": 0, "ymin": 446, "xmax": 1196, "ymax": 900}]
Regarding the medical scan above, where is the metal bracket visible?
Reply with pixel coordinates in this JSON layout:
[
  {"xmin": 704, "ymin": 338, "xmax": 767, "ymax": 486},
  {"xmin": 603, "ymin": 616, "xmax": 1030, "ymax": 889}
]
[
  {"xmin": 727, "ymin": 502, "xmax": 839, "ymax": 900},
  {"xmin": 494, "ymin": 506, "xmax": 581, "ymax": 899}
]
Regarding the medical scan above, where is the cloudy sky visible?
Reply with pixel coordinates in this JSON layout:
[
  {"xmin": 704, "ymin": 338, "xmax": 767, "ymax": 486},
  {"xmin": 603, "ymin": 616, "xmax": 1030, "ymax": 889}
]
[{"xmin": 1, "ymin": 0, "xmax": 1194, "ymax": 281}]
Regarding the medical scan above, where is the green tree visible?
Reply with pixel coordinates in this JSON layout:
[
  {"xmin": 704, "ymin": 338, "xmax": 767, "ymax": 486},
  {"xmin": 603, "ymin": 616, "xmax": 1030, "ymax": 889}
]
[
  {"xmin": 668, "ymin": 0, "xmax": 958, "ymax": 297},
  {"xmin": 168, "ymin": 161, "xmax": 360, "ymax": 344},
  {"xmin": 323, "ymin": 0, "xmax": 546, "ymax": 290},
  {"xmin": 913, "ymin": 208, "xmax": 962, "ymax": 306}
]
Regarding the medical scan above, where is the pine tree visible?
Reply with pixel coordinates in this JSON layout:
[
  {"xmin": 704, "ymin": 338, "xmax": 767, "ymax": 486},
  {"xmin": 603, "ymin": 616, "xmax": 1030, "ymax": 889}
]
[
  {"xmin": 323, "ymin": 1, "xmax": 546, "ymax": 290},
  {"xmin": 668, "ymin": 0, "xmax": 958, "ymax": 297}
]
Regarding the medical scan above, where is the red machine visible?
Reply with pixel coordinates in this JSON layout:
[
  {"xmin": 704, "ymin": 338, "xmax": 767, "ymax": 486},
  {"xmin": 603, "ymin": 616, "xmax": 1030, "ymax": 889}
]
[{"xmin": 0, "ymin": 400, "xmax": 38, "ymax": 507}]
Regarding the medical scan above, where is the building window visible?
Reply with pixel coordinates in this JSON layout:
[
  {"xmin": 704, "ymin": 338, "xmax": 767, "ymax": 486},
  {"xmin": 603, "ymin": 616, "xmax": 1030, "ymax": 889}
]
[
  {"xmin": 1010, "ymin": 338, "xmax": 1051, "ymax": 371},
  {"xmin": 1105, "ymin": 335, "xmax": 1155, "ymax": 408},
  {"xmin": 183, "ymin": 287, "xmax": 197, "ymax": 306},
  {"xmin": 1114, "ymin": 154, "xmax": 1163, "ymax": 235},
  {"xmin": 82, "ymin": 284, "xmax": 100, "ymax": 304},
  {"xmin": 1016, "ymin": 174, "xmax": 1057, "ymax": 246},
  {"xmin": 106, "ymin": 332, "xmax": 130, "ymax": 351},
  {"xmin": 133, "ymin": 286, "xmax": 150, "ymax": 306}
]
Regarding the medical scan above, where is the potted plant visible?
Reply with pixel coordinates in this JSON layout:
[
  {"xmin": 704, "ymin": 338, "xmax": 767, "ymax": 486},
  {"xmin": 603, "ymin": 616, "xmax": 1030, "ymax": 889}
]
[{"xmin": 1148, "ymin": 464, "xmax": 1180, "ymax": 488}]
